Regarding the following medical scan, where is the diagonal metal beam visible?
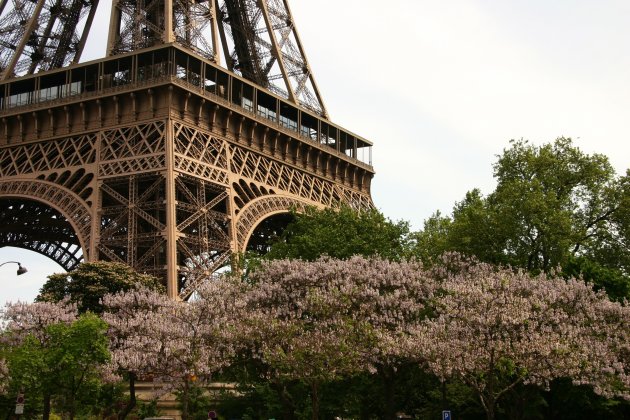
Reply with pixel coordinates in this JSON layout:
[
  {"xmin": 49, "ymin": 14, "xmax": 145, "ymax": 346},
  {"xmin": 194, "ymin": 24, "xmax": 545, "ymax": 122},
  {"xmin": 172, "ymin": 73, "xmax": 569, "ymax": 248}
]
[
  {"xmin": 257, "ymin": 0, "xmax": 296, "ymax": 103},
  {"xmin": 0, "ymin": 0, "xmax": 46, "ymax": 80}
]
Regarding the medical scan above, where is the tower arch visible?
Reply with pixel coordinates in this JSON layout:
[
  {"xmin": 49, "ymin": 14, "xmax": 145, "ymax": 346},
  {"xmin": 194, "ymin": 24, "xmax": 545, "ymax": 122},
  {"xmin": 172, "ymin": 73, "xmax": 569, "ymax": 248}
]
[
  {"xmin": 0, "ymin": 179, "xmax": 92, "ymax": 270},
  {"xmin": 235, "ymin": 195, "xmax": 323, "ymax": 254}
]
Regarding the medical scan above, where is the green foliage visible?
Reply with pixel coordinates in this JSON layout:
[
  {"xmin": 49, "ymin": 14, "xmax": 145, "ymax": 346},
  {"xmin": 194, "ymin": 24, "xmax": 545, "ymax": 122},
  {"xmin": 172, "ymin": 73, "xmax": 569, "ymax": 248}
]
[
  {"xmin": 216, "ymin": 368, "xmax": 487, "ymax": 420},
  {"xmin": 542, "ymin": 378, "xmax": 630, "ymax": 419},
  {"xmin": 37, "ymin": 261, "xmax": 164, "ymax": 313},
  {"xmin": 90, "ymin": 382, "xmax": 128, "ymax": 418},
  {"xmin": 135, "ymin": 400, "xmax": 161, "ymax": 418},
  {"xmin": 2, "ymin": 314, "xmax": 110, "ymax": 418},
  {"xmin": 413, "ymin": 138, "xmax": 630, "ymax": 296},
  {"xmin": 265, "ymin": 205, "xmax": 411, "ymax": 262},
  {"xmin": 411, "ymin": 210, "xmax": 452, "ymax": 265},
  {"xmin": 175, "ymin": 382, "xmax": 213, "ymax": 420},
  {"xmin": 563, "ymin": 256, "xmax": 630, "ymax": 302}
]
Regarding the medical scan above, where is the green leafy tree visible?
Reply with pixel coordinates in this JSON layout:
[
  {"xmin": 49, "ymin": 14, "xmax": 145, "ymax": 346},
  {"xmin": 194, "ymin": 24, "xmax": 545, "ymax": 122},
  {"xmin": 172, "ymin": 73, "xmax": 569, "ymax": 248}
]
[
  {"xmin": 3, "ymin": 312, "xmax": 110, "ymax": 419},
  {"xmin": 37, "ymin": 261, "xmax": 164, "ymax": 314},
  {"xmin": 266, "ymin": 205, "xmax": 411, "ymax": 262},
  {"xmin": 563, "ymin": 256, "xmax": 630, "ymax": 302},
  {"xmin": 413, "ymin": 138, "xmax": 630, "ymax": 294},
  {"xmin": 175, "ymin": 382, "xmax": 213, "ymax": 420}
]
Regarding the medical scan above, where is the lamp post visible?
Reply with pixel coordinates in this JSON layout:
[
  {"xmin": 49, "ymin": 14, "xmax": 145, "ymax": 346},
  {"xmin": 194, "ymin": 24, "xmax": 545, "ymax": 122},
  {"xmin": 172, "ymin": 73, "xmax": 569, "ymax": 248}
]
[{"xmin": 0, "ymin": 261, "xmax": 28, "ymax": 276}]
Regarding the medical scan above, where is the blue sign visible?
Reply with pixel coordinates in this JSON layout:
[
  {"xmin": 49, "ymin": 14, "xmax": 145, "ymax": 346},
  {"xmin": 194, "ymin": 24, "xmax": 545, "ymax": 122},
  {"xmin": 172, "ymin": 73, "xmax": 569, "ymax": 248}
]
[{"xmin": 442, "ymin": 410, "xmax": 452, "ymax": 420}]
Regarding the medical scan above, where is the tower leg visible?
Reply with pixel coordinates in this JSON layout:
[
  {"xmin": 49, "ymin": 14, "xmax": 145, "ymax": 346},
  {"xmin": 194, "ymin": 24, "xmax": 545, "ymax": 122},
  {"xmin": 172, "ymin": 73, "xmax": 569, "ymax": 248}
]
[{"xmin": 165, "ymin": 120, "xmax": 179, "ymax": 299}]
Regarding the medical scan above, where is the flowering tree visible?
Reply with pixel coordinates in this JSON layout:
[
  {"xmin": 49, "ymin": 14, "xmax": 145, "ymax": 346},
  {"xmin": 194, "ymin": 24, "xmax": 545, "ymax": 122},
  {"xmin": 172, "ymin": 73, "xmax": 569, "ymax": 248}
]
[
  {"xmin": 102, "ymin": 278, "xmax": 245, "ymax": 419},
  {"xmin": 0, "ymin": 300, "xmax": 78, "ymax": 417},
  {"xmin": 1, "ymin": 301, "xmax": 109, "ymax": 420},
  {"xmin": 574, "ymin": 289, "xmax": 630, "ymax": 399},
  {"xmin": 409, "ymin": 257, "xmax": 630, "ymax": 420},
  {"xmin": 244, "ymin": 256, "xmax": 437, "ymax": 420},
  {"xmin": 1, "ymin": 300, "xmax": 78, "ymax": 344}
]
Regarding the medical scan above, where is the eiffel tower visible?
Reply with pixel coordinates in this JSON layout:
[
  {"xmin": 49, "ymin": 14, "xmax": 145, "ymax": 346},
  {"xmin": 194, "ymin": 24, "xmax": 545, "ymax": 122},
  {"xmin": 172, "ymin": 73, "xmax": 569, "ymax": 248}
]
[{"xmin": 0, "ymin": 0, "xmax": 374, "ymax": 298}]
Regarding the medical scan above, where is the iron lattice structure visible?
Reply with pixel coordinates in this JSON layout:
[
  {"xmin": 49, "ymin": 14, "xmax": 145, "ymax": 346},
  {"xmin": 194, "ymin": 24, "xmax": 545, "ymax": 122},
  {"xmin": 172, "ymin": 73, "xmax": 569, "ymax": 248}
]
[
  {"xmin": 0, "ymin": 0, "xmax": 98, "ymax": 80},
  {"xmin": 108, "ymin": 0, "xmax": 327, "ymax": 116},
  {"xmin": 0, "ymin": 1, "xmax": 374, "ymax": 299}
]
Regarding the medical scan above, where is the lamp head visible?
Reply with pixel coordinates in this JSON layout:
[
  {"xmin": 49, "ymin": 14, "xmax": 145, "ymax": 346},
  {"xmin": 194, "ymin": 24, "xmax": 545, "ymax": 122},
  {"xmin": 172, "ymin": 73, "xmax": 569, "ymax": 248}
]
[{"xmin": 16, "ymin": 263, "xmax": 27, "ymax": 276}]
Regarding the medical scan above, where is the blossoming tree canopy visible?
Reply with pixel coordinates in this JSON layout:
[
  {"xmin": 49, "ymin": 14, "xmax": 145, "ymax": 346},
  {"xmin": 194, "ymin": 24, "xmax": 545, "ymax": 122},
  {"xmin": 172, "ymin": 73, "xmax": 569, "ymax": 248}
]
[
  {"xmin": 410, "ymin": 257, "xmax": 630, "ymax": 420},
  {"xmin": 243, "ymin": 256, "xmax": 438, "ymax": 419}
]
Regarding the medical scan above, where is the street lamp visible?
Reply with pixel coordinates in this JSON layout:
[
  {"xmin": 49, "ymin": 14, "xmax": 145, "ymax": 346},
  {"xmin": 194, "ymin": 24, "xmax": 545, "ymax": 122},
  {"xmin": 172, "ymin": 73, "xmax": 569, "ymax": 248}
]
[{"xmin": 0, "ymin": 261, "xmax": 28, "ymax": 276}]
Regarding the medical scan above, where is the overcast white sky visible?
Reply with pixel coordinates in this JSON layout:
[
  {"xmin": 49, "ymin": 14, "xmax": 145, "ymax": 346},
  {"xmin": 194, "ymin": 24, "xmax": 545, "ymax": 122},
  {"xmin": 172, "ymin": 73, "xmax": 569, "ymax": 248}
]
[{"xmin": 2, "ymin": 0, "xmax": 630, "ymax": 302}]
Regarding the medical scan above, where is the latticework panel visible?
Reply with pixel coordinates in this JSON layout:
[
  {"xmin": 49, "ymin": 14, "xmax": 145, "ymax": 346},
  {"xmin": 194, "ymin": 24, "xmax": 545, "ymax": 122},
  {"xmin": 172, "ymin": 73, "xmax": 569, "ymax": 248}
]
[
  {"xmin": 100, "ymin": 122, "xmax": 166, "ymax": 177},
  {"xmin": 172, "ymin": 120, "xmax": 371, "ymax": 213},
  {"xmin": 98, "ymin": 174, "xmax": 167, "ymax": 278},
  {"xmin": 173, "ymin": 122, "xmax": 229, "ymax": 185},
  {"xmin": 0, "ymin": 134, "xmax": 97, "ymax": 177},
  {"xmin": 228, "ymin": 144, "xmax": 372, "ymax": 211},
  {"xmin": 175, "ymin": 175, "xmax": 231, "ymax": 300}
]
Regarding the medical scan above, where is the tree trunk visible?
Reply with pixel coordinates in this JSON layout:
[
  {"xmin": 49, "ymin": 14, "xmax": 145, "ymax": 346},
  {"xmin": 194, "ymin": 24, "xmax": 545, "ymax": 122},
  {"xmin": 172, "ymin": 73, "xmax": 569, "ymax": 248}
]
[
  {"xmin": 68, "ymin": 387, "xmax": 76, "ymax": 420},
  {"xmin": 272, "ymin": 382, "xmax": 296, "ymax": 420},
  {"xmin": 441, "ymin": 379, "xmax": 447, "ymax": 412},
  {"xmin": 310, "ymin": 381, "xmax": 320, "ymax": 420},
  {"xmin": 381, "ymin": 366, "xmax": 396, "ymax": 420},
  {"xmin": 181, "ymin": 379, "xmax": 189, "ymax": 420},
  {"xmin": 119, "ymin": 373, "xmax": 137, "ymax": 420},
  {"xmin": 43, "ymin": 392, "xmax": 51, "ymax": 420},
  {"xmin": 486, "ymin": 403, "xmax": 495, "ymax": 420}
]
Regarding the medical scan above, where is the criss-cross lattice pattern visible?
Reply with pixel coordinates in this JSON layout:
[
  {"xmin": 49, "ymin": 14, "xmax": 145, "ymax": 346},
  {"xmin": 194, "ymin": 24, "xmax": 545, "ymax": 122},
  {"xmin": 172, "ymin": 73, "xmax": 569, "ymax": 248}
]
[
  {"xmin": 100, "ymin": 122, "xmax": 167, "ymax": 177},
  {"xmin": 0, "ymin": 0, "xmax": 97, "ymax": 79},
  {"xmin": 99, "ymin": 175, "xmax": 167, "ymax": 274},
  {"xmin": 0, "ymin": 134, "xmax": 97, "ymax": 177},
  {"xmin": 174, "ymin": 122, "xmax": 229, "ymax": 184},
  {"xmin": 229, "ymin": 144, "xmax": 372, "ymax": 211},
  {"xmin": 175, "ymin": 175, "xmax": 231, "ymax": 300}
]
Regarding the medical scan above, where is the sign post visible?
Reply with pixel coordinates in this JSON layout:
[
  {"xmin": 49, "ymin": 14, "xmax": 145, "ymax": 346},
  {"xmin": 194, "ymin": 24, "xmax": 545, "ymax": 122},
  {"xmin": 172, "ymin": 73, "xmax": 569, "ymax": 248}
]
[{"xmin": 15, "ymin": 392, "xmax": 25, "ymax": 415}]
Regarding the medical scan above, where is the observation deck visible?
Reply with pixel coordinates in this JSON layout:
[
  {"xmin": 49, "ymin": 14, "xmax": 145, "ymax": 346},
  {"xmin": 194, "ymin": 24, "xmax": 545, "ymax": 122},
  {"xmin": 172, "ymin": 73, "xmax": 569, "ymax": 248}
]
[{"xmin": 0, "ymin": 44, "xmax": 374, "ymax": 177}]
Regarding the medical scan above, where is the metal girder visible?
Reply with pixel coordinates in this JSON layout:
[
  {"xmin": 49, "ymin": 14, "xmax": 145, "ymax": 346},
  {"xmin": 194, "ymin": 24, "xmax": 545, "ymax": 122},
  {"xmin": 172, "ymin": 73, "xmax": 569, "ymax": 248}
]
[
  {"xmin": 0, "ymin": 0, "xmax": 98, "ymax": 80},
  {"xmin": 0, "ymin": 199, "xmax": 83, "ymax": 270},
  {"xmin": 107, "ymin": 0, "xmax": 221, "ymax": 60},
  {"xmin": 106, "ymin": 0, "xmax": 327, "ymax": 117},
  {"xmin": 217, "ymin": 0, "xmax": 327, "ymax": 116}
]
